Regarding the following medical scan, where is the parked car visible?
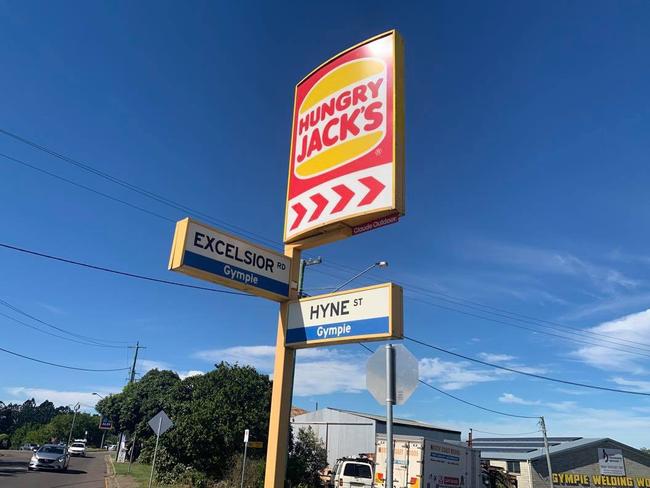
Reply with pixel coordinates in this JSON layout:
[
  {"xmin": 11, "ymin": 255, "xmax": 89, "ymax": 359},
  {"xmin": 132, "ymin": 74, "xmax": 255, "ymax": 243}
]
[
  {"xmin": 107, "ymin": 444, "xmax": 117, "ymax": 451},
  {"xmin": 68, "ymin": 442, "xmax": 86, "ymax": 457},
  {"xmin": 28, "ymin": 444, "xmax": 69, "ymax": 471},
  {"xmin": 19, "ymin": 443, "xmax": 39, "ymax": 451},
  {"xmin": 329, "ymin": 458, "xmax": 374, "ymax": 488}
]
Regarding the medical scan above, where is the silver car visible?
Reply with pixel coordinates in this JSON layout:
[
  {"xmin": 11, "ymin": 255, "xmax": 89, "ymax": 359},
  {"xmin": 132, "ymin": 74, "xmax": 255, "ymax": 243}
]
[{"xmin": 28, "ymin": 444, "xmax": 70, "ymax": 471}]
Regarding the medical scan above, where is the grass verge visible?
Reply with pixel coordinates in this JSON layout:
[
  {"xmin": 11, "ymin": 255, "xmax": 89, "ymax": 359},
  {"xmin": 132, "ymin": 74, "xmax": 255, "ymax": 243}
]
[{"xmin": 113, "ymin": 461, "xmax": 187, "ymax": 487}]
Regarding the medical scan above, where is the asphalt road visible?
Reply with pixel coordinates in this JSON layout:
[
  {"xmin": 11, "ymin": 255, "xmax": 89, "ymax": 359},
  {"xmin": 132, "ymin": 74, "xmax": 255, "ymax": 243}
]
[{"xmin": 0, "ymin": 450, "xmax": 108, "ymax": 487}]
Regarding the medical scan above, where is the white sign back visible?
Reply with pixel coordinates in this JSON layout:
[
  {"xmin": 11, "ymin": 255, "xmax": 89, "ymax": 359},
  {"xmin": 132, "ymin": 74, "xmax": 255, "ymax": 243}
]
[
  {"xmin": 148, "ymin": 410, "xmax": 173, "ymax": 436},
  {"xmin": 366, "ymin": 344, "xmax": 419, "ymax": 405}
]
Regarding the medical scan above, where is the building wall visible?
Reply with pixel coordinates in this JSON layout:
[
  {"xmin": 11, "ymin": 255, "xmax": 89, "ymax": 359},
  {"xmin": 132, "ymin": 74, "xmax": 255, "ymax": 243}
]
[
  {"xmin": 530, "ymin": 441, "xmax": 650, "ymax": 488},
  {"xmin": 489, "ymin": 459, "xmax": 535, "ymax": 488},
  {"xmin": 291, "ymin": 409, "xmax": 376, "ymax": 467}
]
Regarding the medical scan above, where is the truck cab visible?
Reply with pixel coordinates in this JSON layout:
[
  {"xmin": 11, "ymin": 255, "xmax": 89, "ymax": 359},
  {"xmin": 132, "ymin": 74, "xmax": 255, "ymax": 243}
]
[{"xmin": 330, "ymin": 457, "xmax": 374, "ymax": 488}]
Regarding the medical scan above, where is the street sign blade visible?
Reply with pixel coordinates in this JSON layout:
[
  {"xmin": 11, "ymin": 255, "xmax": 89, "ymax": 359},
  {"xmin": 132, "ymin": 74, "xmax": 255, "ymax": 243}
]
[
  {"xmin": 366, "ymin": 344, "xmax": 418, "ymax": 405},
  {"xmin": 169, "ymin": 218, "xmax": 292, "ymax": 301},
  {"xmin": 248, "ymin": 441, "xmax": 264, "ymax": 449},
  {"xmin": 285, "ymin": 282, "xmax": 403, "ymax": 348},
  {"xmin": 148, "ymin": 410, "xmax": 173, "ymax": 436}
]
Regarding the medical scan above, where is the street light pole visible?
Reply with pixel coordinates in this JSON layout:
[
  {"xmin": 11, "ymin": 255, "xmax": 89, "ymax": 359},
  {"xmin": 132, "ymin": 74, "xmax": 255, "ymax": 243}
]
[
  {"xmin": 332, "ymin": 261, "xmax": 388, "ymax": 292},
  {"xmin": 297, "ymin": 257, "xmax": 322, "ymax": 297},
  {"xmin": 93, "ymin": 393, "xmax": 105, "ymax": 449}
]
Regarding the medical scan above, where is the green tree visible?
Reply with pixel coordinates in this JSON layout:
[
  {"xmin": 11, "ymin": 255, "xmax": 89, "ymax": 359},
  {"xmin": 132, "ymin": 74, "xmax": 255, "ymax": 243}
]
[
  {"xmin": 286, "ymin": 427, "xmax": 328, "ymax": 488},
  {"xmin": 641, "ymin": 447, "xmax": 649, "ymax": 454}
]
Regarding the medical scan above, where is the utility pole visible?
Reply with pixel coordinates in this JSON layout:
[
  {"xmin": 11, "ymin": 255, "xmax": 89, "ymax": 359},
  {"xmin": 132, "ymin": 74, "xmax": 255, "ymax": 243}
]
[
  {"xmin": 67, "ymin": 403, "xmax": 80, "ymax": 446},
  {"xmin": 116, "ymin": 342, "xmax": 145, "ymax": 461},
  {"xmin": 540, "ymin": 416, "xmax": 554, "ymax": 488},
  {"xmin": 468, "ymin": 428, "xmax": 473, "ymax": 448},
  {"xmin": 297, "ymin": 257, "xmax": 321, "ymax": 297}
]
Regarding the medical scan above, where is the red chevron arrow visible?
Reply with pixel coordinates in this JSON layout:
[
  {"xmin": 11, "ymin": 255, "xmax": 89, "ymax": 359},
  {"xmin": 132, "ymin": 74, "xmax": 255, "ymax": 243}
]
[
  {"xmin": 331, "ymin": 184, "xmax": 354, "ymax": 213},
  {"xmin": 290, "ymin": 202, "xmax": 307, "ymax": 230},
  {"xmin": 309, "ymin": 193, "xmax": 328, "ymax": 221},
  {"xmin": 358, "ymin": 176, "xmax": 385, "ymax": 206}
]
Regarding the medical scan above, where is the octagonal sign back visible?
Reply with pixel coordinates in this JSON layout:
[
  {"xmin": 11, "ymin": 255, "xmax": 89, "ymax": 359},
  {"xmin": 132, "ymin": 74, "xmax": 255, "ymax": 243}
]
[{"xmin": 366, "ymin": 344, "xmax": 419, "ymax": 405}]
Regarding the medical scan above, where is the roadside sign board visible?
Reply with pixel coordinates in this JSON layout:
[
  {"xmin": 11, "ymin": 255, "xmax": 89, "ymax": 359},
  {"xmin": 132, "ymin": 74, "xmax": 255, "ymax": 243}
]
[
  {"xmin": 169, "ymin": 218, "xmax": 291, "ymax": 301},
  {"xmin": 284, "ymin": 30, "xmax": 404, "ymax": 245},
  {"xmin": 248, "ymin": 441, "xmax": 264, "ymax": 449},
  {"xmin": 99, "ymin": 416, "xmax": 113, "ymax": 430},
  {"xmin": 148, "ymin": 410, "xmax": 173, "ymax": 436},
  {"xmin": 366, "ymin": 344, "xmax": 419, "ymax": 405},
  {"xmin": 286, "ymin": 282, "xmax": 402, "ymax": 348},
  {"xmin": 244, "ymin": 429, "xmax": 250, "ymax": 443},
  {"xmin": 599, "ymin": 448, "xmax": 625, "ymax": 476}
]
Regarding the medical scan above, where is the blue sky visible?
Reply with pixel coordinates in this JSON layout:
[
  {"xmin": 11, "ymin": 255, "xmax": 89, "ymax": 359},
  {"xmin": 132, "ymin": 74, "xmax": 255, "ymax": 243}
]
[{"xmin": 2, "ymin": 0, "xmax": 650, "ymax": 446}]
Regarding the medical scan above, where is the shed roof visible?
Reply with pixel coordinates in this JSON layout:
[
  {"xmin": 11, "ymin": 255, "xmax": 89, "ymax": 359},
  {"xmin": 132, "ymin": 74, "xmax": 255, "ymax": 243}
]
[
  {"xmin": 476, "ymin": 437, "xmax": 616, "ymax": 461},
  {"xmin": 327, "ymin": 408, "xmax": 461, "ymax": 434}
]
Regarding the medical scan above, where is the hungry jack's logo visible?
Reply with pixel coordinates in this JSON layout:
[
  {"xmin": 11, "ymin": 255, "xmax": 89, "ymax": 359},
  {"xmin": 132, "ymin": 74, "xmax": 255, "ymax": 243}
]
[{"xmin": 294, "ymin": 58, "xmax": 387, "ymax": 179}]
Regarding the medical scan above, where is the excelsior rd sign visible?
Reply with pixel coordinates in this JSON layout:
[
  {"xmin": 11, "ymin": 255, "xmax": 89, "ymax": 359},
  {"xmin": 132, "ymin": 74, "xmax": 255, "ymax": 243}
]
[
  {"xmin": 284, "ymin": 30, "xmax": 405, "ymax": 245},
  {"xmin": 286, "ymin": 282, "xmax": 403, "ymax": 348},
  {"xmin": 169, "ymin": 218, "xmax": 291, "ymax": 301}
]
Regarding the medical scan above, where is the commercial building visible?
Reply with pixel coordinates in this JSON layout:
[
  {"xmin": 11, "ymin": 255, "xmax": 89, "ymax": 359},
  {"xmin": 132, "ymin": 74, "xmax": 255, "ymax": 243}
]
[
  {"xmin": 291, "ymin": 407, "xmax": 461, "ymax": 467},
  {"xmin": 475, "ymin": 437, "xmax": 650, "ymax": 488}
]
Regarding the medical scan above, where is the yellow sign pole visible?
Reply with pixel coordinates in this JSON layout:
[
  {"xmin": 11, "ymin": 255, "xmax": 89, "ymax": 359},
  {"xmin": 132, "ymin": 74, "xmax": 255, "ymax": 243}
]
[{"xmin": 264, "ymin": 244, "xmax": 301, "ymax": 488}]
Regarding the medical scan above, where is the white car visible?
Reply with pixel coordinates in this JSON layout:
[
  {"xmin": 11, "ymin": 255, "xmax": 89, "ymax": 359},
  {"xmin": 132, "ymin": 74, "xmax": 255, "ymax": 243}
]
[
  {"xmin": 330, "ymin": 458, "xmax": 374, "ymax": 488},
  {"xmin": 68, "ymin": 442, "xmax": 86, "ymax": 457}
]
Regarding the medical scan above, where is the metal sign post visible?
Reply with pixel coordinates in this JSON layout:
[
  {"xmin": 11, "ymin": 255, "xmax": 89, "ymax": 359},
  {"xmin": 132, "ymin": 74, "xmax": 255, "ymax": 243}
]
[
  {"xmin": 147, "ymin": 410, "xmax": 173, "ymax": 488},
  {"xmin": 385, "ymin": 344, "xmax": 396, "ymax": 488},
  {"xmin": 241, "ymin": 429, "xmax": 250, "ymax": 488}
]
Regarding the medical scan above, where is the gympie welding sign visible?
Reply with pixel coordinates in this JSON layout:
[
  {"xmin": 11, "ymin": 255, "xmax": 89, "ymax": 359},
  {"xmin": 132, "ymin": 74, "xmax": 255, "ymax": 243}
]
[
  {"xmin": 284, "ymin": 30, "xmax": 404, "ymax": 244},
  {"xmin": 286, "ymin": 283, "xmax": 403, "ymax": 348},
  {"xmin": 168, "ymin": 218, "xmax": 291, "ymax": 301}
]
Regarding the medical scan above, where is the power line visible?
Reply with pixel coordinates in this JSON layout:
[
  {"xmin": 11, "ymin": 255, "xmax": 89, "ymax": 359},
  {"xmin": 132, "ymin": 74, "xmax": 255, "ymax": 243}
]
[
  {"xmin": 0, "ymin": 297, "xmax": 127, "ymax": 347},
  {"xmin": 405, "ymin": 294, "xmax": 650, "ymax": 359},
  {"xmin": 0, "ymin": 152, "xmax": 174, "ymax": 223},
  {"xmin": 471, "ymin": 429, "xmax": 542, "ymax": 436},
  {"xmin": 5, "ymin": 128, "xmax": 649, "ymax": 355},
  {"xmin": 0, "ymin": 242, "xmax": 252, "ymax": 297},
  {"xmin": 357, "ymin": 343, "xmax": 538, "ymax": 419},
  {"xmin": 0, "ymin": 345, "xmax": 130, "ymax": 372},
  {"xmin": 0, "ymin": 310, "xmax": 125, "ymax": 349},
  {"xmin": 0, "ymin": 129, "xmax": 282, "ymax": 250},
  {"xmin": 405, "ymin": 335, "xmax": 650, "ymax": 397},
  {"xmin": 403, "ymin": 286, "xmax": 650, "ymax": 352}
]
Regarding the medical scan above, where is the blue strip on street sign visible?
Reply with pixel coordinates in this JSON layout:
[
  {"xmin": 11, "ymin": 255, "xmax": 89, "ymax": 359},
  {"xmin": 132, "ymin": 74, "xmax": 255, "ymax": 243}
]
[
  {"xmin": 286, "ymin": 316, "xmax": 389, "ymax": 344},
  {"xmin": 183, "ymin": 251, "xmax": 290, "ymax": 297}
]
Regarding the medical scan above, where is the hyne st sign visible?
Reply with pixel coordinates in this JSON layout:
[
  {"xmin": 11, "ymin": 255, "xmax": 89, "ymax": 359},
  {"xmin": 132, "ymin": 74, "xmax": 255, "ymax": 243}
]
[
  {"xmin": 168, "ymin": 218, "xmax": 291, "ymax": 301},
  {"xmin": 284, "ymin": 30, "xmax": 404, "ymax": 245},
  {"xmin": 286, "ymin": 282, "xmax": 403, "ymax": 348}
]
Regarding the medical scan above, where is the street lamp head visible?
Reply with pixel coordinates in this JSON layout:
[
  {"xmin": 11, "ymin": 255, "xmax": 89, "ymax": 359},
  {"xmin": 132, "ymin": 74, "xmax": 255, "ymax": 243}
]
[{"xmin": 376, "ymin": 261, "xmax": 389, "ymax": 268}]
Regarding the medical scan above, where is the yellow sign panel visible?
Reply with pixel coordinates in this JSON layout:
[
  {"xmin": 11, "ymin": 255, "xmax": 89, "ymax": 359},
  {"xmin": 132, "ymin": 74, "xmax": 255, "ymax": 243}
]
[
  {"xmin": 248, "ymin": 441, "xmax": 264, "ymax": 449},
  {"xmin": 284, "ymin": 30, "xmax": 405, "ymax": 247}
]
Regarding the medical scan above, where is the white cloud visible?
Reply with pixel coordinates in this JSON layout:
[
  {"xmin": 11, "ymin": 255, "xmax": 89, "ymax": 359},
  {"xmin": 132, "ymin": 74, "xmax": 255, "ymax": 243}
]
[
  {"xmin": 498, "ymin": 393, "xmax": 541, "ymax": 405},
  {"xmin": 178, "ymin": 370, "xmax": 204, "ymax": 380},
  {"xmin": 193, "ymin": 345, "xmax": 365, "ymax": 396},
  {"xmin": 571, "ymin": 309, "xmax": 650, "ymax": 375},
  {"xmin": 5, "ymin": 387, "xmax": 117, "ymax": 411},
  {"xmin": 139, "ymin": 359, "xmax": 170, "ymax": 372},
  {"xmin": 419, "ymin": 357, "xmax": 503, "ymax": 390},
  {"xmin": 610, "ymin": 377, "xmax": 650, "ymax": 393},
  {"xmin": 470, "ymin": 241, "xmax": 639, "ymax": 293},
  {"xmin": 479, "ymin": 353, "xmax": 516, "ymax": 363}
]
